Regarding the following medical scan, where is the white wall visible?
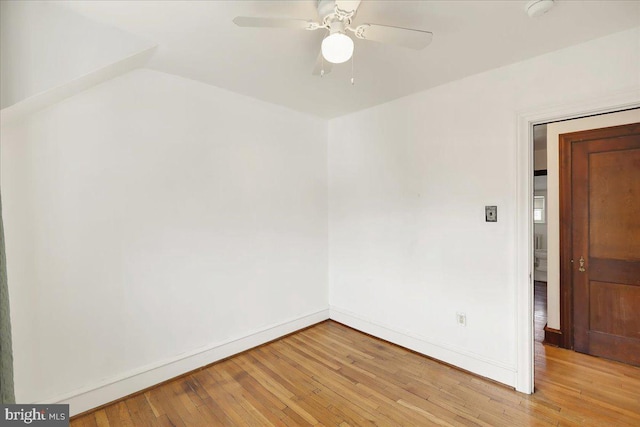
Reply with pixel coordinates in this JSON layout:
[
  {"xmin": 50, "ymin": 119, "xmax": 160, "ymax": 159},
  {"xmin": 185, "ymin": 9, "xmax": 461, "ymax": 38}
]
[
  {"xmin": 545, "ymin": 108, "xmax": 640, "ymax": 329},
  {"xmin": 328, "ymin": 27, "xmax": 640, "ymax": 386},
  {"xmin": 0, "ymin": 1, "xmax": 153, "ymax": 109},
  {"xmin": 1, "ymin": 69, "xmax": 328, "ymax": 412}
]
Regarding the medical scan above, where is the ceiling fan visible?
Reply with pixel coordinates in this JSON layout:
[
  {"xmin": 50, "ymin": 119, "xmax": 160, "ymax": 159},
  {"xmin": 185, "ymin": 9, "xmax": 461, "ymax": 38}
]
[{"xmin": 233, "ymin": 0, "xmax": 433, "ymax": 77}]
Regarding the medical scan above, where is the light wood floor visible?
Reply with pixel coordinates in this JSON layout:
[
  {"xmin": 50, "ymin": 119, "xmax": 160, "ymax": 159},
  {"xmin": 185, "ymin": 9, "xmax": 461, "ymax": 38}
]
[{"xmin": 71, "ymin": 318, "xmax": 640, "ymax": 426}]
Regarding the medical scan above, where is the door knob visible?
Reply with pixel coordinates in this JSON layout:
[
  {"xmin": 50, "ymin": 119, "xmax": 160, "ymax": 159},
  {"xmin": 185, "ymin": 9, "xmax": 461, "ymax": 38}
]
[{"xmin": 579, "ymin": 256, "xmax": 586, "ymax": 272}]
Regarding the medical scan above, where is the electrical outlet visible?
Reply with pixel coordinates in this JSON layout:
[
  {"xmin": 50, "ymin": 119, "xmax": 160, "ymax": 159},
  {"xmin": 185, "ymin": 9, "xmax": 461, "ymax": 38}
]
[{"xmin": 456, "ymin": 312, "xmax": 467, "ymax": 327}]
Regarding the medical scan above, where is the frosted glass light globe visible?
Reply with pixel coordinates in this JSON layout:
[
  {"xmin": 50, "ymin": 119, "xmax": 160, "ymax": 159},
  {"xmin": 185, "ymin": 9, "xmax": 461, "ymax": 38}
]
[{"xmin": 321, "ymin": 33, "xmax": 354, "ymax": 64}]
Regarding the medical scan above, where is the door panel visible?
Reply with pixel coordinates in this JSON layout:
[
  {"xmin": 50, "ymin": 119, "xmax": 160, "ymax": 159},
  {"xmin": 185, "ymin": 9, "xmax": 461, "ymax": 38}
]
[
  {"xmin": 589, "ymin": 148, "xmax": 640, "ymax": 260},
  {"xmin": 589, "ymin": 281, "xmax": 640, "ymax": 340},
  {"xmin": 587, "ymin": 331, "xmax": 640, "ymax": 366},
  {"xmin": 563, "ymin": 122, "xmax": 640, "ymax": 366},
  {"xmin": 589, "ymin": 258, "xmax": 640, "ymax": 285}
]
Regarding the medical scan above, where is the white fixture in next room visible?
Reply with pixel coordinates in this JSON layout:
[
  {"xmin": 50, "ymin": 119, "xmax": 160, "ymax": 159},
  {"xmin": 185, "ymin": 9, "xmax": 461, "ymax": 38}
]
[{"xmin": 534, "ymin": 247, "xmax": 548, "ymax": 282}]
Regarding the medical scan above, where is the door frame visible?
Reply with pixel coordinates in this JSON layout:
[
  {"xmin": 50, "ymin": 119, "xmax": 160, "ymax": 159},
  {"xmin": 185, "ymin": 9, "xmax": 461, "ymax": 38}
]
[
  {"xmin": 515, "ymin": 91, "xmax": 639, "ymax": 394},
  {"xmin": 558, "ymin": 131, "xmax": 575, "ymax": 350}
]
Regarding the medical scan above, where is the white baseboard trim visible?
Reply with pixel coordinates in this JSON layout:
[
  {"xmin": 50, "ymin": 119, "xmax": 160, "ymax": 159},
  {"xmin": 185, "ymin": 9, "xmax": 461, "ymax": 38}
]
[
  {"xmin": 49, "ymin": 309, "xmax": 329, "ymax": 417},
  {"xmin": 329, "ymin": 306, "xmax": 516, "ymax": 388}
]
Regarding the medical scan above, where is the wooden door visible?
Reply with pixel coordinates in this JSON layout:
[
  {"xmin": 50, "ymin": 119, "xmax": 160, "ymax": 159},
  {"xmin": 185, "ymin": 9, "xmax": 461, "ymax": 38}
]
[{"xmin": 560, "ymin": 122, "xmax": 640, "ymax": 365}]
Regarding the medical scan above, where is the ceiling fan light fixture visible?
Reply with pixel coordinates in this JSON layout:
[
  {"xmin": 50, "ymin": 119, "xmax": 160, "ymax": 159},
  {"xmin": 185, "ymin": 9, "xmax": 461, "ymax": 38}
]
[{"xmin": 321, "ymin": 32, "xmax": 354, "ymax": 64}]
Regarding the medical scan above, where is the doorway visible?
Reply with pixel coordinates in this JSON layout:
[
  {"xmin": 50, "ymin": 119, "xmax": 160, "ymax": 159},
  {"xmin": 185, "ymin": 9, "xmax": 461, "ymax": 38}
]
[
  {"xmin": 515, "ymin": 98, "xmax": 640, "ymax": 394},
  {"xmin": 532, "ymin": 124, "xmax": 549, "ymax": 346}
]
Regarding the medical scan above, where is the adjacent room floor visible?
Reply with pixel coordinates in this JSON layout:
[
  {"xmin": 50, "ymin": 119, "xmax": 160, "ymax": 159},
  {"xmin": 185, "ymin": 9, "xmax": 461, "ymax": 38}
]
[
  {"xmin": 534, "ymin": 280, "xmax": 548, "ymax": 344},
  {"xmin": 71, "ymin": 298, "xmax": 640, "ymax": 427}
]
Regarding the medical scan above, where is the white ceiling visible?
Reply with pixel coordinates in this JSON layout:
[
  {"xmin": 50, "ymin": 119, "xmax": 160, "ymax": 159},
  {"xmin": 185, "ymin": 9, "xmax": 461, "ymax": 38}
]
[{"xmin": 55, "ymin": 1, "xmax": 640, "ymax": 118}]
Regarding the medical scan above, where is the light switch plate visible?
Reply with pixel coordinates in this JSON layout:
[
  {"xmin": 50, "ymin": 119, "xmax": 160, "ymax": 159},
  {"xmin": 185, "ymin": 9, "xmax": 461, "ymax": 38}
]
[{"xmin": 485, "ymin": 206, "xmax": 497, "ymax": 222}]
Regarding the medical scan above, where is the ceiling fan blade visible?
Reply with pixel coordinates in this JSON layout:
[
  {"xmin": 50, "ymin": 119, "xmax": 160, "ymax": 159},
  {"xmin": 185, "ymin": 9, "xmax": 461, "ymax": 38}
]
[
  {"xmin": 335, "ymin": 0, "xmax": 362, "ymax": 14},
  {"xmin": 233, "ymin": 16, "xmax": 319, "ymax": 30},
  {"xmin": 312, "ymin": 52, "xmax": 333, "ymax": 76},
  {"xmin": 353, "ymin": 23, "xmax": 433, "ymax": 49}
]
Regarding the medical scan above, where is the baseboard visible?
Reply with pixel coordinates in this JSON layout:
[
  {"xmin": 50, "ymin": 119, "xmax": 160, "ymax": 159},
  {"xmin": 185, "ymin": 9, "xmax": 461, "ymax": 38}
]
[
  {"xmin": 329, "ymin": 306, "xmax": 517, "ymax": 388},
  {"xmin": 45, "ymin": 309, "xmax": 329, "ymax": 417},
  {"xmin": 543, "ymin": 324, "xmax": 563, "ymax": 347}
]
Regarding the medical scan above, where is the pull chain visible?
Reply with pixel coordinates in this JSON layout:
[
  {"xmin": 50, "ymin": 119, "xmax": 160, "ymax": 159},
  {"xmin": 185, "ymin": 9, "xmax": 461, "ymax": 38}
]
[
  {"xmin": 321, "ymin": 29, "xmax": 329, "ymax": 78},
  {"xmin": 350, "ymin": 49, "xmax": 355, "ymax": 85}
]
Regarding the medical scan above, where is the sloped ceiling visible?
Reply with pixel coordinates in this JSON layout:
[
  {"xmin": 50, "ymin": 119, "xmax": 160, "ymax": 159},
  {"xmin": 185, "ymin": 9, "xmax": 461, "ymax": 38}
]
[
  {"xmin": 0, "ymin": 1, "xmax": 156, "ymax": 110},
  {"xmin": 6, "ymin": 1, "xmax": 640, "ymax": 119}
]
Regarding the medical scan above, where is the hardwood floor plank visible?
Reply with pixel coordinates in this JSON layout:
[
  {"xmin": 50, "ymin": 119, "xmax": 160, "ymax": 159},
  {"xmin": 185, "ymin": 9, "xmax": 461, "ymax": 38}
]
[
  {"xmin": 202, "ymin": 365, "xmax": 267, "ymax": 427},
  {"xmin": 93, "ymin": 410, "xmax": 110, "ymax": 427},
  {"xmin": 155, "ymin": 414, "xmax": 177, "ymax": 427},
  {"xmin": 103, "ymin": 402, "xmax": 134, "ymax": 427},
  {"xmin": 164, "ymin": 379, "xmax": 210, "ymax": 426},
  {"xmin": 84, "ymin": 415, "xmax": 99, "ymax": 427},
  {"xmin": 142, "ymin": 390, "xmax": 164, "ymax": 418},
  {"xmin": 187, "ymin": 372, "xmax": 236, "ymax": 426},
  {"xmin": 323, "ymin": 401, "xmax": 378, "ymax": 427},
  {"xmin": 124, "ymin": 394, "xmax": 157, "ymax": 427},
  {"xmin": 144, "ymin": 385, "xmax": 187, "ymax": 427},
  {"xmin": 216, "ymin": 361, "xmax": 286, "ymax": 427},
  {"xmin": 396, "ymin": 398, "xmax": 457, "ymax": 427},
  {"xmin": 269, "ymin": 342, "xmax": 378, "ymax": 412},
  {"xmin": 225, "ymin": 355, "xmax": 320, "ymax": 425},
  {"xmin": 71, "ymin": 414, "xmax": 99, "ymax": 427}
]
